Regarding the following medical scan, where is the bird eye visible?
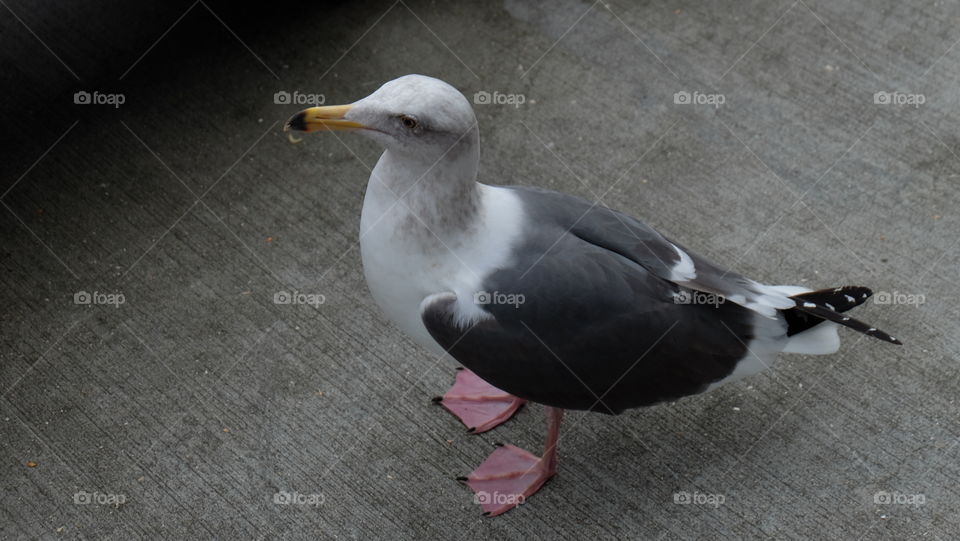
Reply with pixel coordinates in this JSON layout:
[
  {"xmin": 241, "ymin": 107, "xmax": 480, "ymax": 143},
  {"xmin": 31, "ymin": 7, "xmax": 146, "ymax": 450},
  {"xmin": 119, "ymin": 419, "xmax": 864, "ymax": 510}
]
[{"xmin": 399, "ymin": 115, "xmax": 419, "ymax": 130}]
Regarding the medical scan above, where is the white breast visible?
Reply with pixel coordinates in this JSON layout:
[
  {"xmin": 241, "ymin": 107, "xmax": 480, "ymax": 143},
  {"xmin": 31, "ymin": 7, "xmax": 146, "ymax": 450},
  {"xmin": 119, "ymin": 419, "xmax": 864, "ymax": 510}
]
[{"xmin": 359, "ymin": 179, "xmax": 525, "ymax": 356}]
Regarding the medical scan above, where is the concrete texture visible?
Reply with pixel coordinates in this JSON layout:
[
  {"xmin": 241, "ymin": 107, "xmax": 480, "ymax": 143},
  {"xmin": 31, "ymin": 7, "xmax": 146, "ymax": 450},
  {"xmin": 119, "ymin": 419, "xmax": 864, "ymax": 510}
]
[{"xmin": 1, "ymin": 0, "xmax": 958, "ymax": 539}]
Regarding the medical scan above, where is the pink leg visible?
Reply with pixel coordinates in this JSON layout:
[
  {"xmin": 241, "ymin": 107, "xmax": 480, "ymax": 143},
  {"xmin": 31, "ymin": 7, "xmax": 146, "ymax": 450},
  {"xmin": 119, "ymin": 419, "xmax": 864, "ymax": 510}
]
[
  {"xmin": 459, "ymin": 407, "xmax": 564, "ymax": 517},
  {"xmin": 434, "ymin": 368, "xmax": 525, "ymax": 433}
]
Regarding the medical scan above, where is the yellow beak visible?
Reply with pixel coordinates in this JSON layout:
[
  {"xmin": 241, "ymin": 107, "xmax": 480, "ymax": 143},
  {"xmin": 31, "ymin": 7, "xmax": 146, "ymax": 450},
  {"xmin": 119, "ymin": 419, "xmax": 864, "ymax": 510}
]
[{"xmin": 284, "ymin": 104, "xmax": 365, "ymax": 133}]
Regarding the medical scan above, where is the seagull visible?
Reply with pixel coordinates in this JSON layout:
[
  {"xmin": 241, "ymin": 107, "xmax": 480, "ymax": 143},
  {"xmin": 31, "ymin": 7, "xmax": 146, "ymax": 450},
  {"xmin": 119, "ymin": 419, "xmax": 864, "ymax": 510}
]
[{"xmin": 285, "ymin": 74, "xmax": 900, "ymax": 517}]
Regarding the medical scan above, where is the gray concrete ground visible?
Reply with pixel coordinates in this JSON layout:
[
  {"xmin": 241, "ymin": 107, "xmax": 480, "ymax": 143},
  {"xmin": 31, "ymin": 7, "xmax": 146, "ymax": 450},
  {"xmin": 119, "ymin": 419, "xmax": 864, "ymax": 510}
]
[{"xmin": 1, "ymin": 0, "xmax": 958, "ymax": 539}]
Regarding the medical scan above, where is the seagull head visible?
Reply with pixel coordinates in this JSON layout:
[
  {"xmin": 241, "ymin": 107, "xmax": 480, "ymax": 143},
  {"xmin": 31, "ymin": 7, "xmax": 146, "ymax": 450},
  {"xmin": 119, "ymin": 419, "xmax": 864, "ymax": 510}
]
[{"xmin": 285, "ymin": 74, "xmax": 478, "ymax": 163}]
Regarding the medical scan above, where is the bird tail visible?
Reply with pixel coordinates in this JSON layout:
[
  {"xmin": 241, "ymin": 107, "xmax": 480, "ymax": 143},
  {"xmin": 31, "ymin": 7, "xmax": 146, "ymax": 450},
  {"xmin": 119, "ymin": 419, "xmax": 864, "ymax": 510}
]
[{"xmin": 781, "ymin": 286, "xmax": 902, "ymax": 347}]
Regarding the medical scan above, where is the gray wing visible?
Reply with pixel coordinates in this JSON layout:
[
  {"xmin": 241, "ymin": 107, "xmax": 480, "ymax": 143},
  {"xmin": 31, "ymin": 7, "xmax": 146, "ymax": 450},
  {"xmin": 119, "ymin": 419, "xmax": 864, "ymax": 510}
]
[
  {"xmin": 513, "ymin": 186, "xmax": 796, "ymax": 316},
  {"xmin": 421, "ymin": 187, "xmax": 778, "ymax": 413}
]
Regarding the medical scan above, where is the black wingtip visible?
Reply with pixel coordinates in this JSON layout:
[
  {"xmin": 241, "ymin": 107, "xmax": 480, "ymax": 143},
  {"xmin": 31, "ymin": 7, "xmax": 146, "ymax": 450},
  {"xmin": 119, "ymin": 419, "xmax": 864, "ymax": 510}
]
[
  {"xmin": 456, "ymin": 476, "xmax": 469, "ymax": 482},
  {"xmin": 794, "ymin": 300, "xmax": 902, "ymax": 346},
  {"xmin": 864, "ymin": 326, "xmax": 902, "ymax": 345},
  {"xmin": 431, "ymin": 396, "xmax": 443, "ymax": 403}
]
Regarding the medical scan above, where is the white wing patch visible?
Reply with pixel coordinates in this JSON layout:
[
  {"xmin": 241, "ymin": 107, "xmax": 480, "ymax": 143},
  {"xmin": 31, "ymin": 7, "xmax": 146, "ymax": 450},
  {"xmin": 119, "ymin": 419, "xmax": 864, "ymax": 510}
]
[
  {"xmin": 669, "ymin": 245, "xmax": 697, "ymax": 281},
  {"xmin": 766, "ymin": 285, "xmax": 812, "ymax": 296},
  {"xmin": 734, "ymin": 283, "xmax": 807, "ymax": 318}
]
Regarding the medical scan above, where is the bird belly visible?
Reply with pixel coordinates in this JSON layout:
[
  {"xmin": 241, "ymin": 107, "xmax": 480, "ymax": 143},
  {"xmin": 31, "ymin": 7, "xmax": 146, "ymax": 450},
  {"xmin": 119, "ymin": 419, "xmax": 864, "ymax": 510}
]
[{"xmin": 359, "ymin": 226, "xmax": 453, "ymax": 357}]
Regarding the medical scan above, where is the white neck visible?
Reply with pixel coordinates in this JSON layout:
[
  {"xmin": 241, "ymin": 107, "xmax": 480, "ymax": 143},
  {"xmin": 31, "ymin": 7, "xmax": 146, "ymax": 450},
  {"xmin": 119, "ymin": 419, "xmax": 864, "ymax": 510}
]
[{"xmin": 366, "ymin": 130, "xmax": 482, "ymax": 241}]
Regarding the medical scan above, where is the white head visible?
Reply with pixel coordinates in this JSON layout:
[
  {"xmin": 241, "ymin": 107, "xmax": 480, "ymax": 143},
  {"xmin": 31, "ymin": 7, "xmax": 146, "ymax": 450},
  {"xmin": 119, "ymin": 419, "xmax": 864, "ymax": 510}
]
[{"xmin": 285, "ymin": 74, "xmax": 478, "ymax": 164}]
